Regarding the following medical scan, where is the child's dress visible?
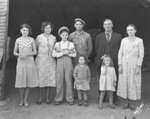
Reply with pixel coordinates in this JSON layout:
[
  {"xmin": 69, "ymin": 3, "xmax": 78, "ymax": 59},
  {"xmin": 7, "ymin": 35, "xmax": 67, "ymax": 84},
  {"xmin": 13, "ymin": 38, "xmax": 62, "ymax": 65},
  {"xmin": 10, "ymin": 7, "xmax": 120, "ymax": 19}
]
[
  {"xmin": 73, "ymin": 64, "xmax": 91, "ymax": 91},
  {"xmin": 99, "ymin": 66, "xmax": 116, "ymax": 91},
  {"xmin": 15, "ymin": 37, "xmax": 38, "ymax": 88}
]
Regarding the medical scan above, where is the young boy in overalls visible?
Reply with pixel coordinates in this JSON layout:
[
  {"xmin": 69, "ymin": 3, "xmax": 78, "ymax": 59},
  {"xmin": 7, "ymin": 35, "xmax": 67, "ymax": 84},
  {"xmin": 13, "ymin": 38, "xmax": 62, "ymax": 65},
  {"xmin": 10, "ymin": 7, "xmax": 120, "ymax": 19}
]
[{"xmin": 52, "ymin": 26, "xmax": 76, "ymax": 105}]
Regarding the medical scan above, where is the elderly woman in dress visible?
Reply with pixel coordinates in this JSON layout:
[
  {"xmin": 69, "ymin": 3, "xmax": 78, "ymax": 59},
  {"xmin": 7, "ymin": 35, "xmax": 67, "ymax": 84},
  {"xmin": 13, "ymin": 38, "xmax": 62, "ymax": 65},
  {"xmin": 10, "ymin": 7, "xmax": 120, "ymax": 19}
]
[{"xmin": 117, "ymin": 24, "xmax": 144, "ymax": 110}]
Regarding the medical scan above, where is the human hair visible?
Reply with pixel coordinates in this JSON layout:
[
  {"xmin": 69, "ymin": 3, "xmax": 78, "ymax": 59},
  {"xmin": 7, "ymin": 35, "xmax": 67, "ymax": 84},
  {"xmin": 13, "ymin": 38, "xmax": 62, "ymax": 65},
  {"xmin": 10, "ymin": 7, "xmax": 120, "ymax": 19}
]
[
  {"xmin": 20, "ymin": 23, "xmax": 32, "ymax": 35},
  {"xmin": 101, "ymin": 55, "xmax": 114, "ymax": 67},
  {"xmin": 78, "ymin": 54, "xmax": 87, "ymax": 65},
  {"xmin": 103, "ymin": 19, "xmax": 113, "ymax": 25},
  {"xmin": 41, "ymin": 21, "xmax": 54, "ymax": 32},
  {"xmin": 125, "ymin": 24, "xmax": 137, "ymax": 37}
]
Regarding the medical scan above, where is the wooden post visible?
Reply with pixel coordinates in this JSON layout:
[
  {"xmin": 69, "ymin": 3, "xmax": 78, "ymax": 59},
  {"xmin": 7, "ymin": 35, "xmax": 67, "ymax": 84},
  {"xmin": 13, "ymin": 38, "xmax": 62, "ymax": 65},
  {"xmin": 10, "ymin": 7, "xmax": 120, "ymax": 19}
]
[{"xmin": 0, "ymin": 0, "xmax": 9, "ymax": 100}]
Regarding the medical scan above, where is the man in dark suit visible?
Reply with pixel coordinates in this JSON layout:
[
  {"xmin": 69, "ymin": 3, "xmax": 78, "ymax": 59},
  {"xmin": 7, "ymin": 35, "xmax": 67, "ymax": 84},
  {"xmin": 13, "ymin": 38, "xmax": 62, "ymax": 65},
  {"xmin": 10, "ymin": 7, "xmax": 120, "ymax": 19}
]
[{"xmin": 95, "ymin": 19, "xmax": 122, "ymax": 104}]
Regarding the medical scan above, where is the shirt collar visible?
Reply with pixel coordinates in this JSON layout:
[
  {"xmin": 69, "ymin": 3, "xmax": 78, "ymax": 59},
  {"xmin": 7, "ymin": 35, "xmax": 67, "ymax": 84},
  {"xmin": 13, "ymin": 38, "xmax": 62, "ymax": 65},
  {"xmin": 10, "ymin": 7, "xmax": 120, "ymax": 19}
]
[
  {"xmin": 105, "ymin": 31, "xmax": 112, "ymax": 35},
  {"xmin": 74, "ymin": 30, "xmax": 84, "ymax": 35}
]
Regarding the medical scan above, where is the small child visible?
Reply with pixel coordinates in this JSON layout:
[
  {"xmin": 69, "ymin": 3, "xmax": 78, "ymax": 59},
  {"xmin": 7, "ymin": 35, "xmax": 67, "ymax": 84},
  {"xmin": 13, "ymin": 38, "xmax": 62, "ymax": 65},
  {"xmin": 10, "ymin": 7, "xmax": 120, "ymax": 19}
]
[
  {"xmin": 99, "ymin": 55, "xmax": 116, "ymax": 109},
  {"xmin": 73, "ymin": 55, "xmax": 91, "ymax": 106}
]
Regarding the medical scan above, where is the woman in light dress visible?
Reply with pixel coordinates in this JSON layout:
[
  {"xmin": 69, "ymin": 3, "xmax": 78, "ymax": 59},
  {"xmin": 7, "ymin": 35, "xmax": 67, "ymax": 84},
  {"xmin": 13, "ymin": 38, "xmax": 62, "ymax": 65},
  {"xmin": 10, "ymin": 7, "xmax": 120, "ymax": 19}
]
[
  {"xmin": 35, "ymin": 21, "xmax": 56, "ymax": 104},
  {"xmin": 117, "ymin": 24, "xmax": 144, "ymax": 110},
  {"xmin": 13, "ymin": 24, "xmax": 38, "ymax": 107}
]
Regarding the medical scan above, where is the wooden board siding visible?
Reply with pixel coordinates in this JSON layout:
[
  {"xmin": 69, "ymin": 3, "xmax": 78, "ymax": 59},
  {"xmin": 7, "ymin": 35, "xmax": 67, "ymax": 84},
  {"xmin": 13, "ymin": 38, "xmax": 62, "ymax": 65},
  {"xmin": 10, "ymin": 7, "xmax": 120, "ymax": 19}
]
[{"xmin": 0, "ymin": 0, "xmax": 9, "ymax": 100}]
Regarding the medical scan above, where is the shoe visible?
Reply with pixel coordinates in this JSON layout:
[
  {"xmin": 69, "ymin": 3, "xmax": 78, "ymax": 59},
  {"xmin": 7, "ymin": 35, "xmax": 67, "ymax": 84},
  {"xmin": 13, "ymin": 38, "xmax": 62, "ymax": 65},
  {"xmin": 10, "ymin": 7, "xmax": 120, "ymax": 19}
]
[
  {"xmin": 98, "ymin": 104, "xmax": 103, "ymax": 109},
  {"xmin": 130, "ymin": 104, "xmax": 136, "ymax": 111},
  {"xmin": 68, "ymin": 102, "xmax": 74, "ymax": 105},
  {"xmin": 55, "ymin": 101, "xmax": 61, "ymax": 106},
  {"xmin": 46, "ymin": 99, "xmax": 51, "ymax": 104},
  {"xmin": 24, "ymin": 102, "xmax": 30, "ymax": 107},
  {"xmin": 83, "ymin": 100, "xmax": 88, "ymax": 107},
  {"xmin": 18, "ymin": 101, "xmax": 24, "ymax": 106},
  {"xmin": 36, "ymin": 100, "xmax": 42, "ymax": 105},
  {"xmin": 110, "ymin": 104, "xmax": 115, "ymax": 109},
  {"xmin": 123, "ymin": 103, "xmax": 129, "ymax": 109},
  {"xmin": 78, "ymin": 100, "xmax": 82, "ymax": 106}
]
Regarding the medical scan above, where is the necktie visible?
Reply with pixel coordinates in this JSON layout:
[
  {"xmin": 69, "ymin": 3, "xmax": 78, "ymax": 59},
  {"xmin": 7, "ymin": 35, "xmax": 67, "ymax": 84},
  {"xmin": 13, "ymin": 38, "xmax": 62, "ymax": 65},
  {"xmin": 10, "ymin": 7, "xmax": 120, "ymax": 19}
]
[{"xmin": 106, "ymin": 33, "xmax": 109, "ymax": 41}]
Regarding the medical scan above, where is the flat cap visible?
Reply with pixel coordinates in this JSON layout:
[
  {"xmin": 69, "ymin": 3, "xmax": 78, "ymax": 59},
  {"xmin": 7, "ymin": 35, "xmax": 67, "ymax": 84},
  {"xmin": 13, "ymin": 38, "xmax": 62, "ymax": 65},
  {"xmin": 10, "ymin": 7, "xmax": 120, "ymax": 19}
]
[
  {"xmin": 58, "ymin": 26, "xmax": 69, "ymax": 36},
  {"xmin": 75, "ymin": 18, "xmax": 86, "ymax": 25}
]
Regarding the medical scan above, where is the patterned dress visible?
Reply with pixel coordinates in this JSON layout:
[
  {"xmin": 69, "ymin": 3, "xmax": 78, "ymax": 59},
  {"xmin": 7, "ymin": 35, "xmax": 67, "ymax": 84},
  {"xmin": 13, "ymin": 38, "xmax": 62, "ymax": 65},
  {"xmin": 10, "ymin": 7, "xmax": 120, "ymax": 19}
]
[
  {"xmin": 15, "ymin": 37, "xmax": 38, "ymax": 88},
  {"xmin": 117, "ymin": 37, "xmax": 144, "ymax": 100},
  {"xmin": 35, "ymin": 34, "xmax": 56, "ymax": 87},
  {"xmin": 73, "ymin": 64, "xmax": 91, "ymax": 91}
]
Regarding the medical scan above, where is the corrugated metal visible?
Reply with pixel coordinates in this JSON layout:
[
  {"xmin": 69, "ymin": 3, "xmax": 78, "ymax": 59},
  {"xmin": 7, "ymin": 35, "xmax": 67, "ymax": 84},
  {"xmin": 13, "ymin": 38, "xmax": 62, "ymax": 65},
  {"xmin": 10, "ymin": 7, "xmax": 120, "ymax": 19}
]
[{"xmin": 0, "ymin": 0, "xmax": 9, "ymax": 100}]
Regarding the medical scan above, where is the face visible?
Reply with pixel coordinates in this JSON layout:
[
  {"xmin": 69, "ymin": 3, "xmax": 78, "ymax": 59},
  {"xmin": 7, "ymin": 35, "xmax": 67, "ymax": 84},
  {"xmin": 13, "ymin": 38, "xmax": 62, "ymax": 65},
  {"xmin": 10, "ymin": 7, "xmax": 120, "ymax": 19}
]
[
  {"xmin": 44, "ymin": 25, "xmax": 52, "ymax": 34},
  {"xmin": 60, "ymin": 32, "xmax": 68, "ymax": 41},
  {"xmin": 103, "ymin": 20, "xmax": 113, "ymax": 32},
  {"xmin": 20, "ymin": 27, "xmax": 29, "ymax": 37},
  {"xmin": 79, "ymin": 56, "xmax": 85, "ymax": 65},
  {"xmin": 74, "ymin": 21, "xmax": 83, "ymax": 31},
  {"xmin": 127, "ymin": 26, "xmax": 136, "ymax": 37},
  {"xmin": 103, "ymin": 57, "xmax": 111, "ymax": 66}
]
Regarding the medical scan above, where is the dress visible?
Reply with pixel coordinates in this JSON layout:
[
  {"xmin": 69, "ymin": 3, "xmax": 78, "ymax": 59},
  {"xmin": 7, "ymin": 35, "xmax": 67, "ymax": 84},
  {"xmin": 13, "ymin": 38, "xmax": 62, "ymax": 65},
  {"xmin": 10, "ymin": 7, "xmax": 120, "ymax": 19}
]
[
  {"xmin": 35, "ymin": 34, "xmax": 56, "ymax": 87},
  {"xmin": 73, "ymin": 64, "xmax": 91, "ymax": 91},
  {"xmin": 117, "ymin": 37, "xmax": 144, "ymax": 100},
  {"xmin": 99, "ymin": 66, "xmax": 116, "ymax": 91},
  {"xmin": 15, "ymin": 37, "xmax": 38, "ymax": 88}
]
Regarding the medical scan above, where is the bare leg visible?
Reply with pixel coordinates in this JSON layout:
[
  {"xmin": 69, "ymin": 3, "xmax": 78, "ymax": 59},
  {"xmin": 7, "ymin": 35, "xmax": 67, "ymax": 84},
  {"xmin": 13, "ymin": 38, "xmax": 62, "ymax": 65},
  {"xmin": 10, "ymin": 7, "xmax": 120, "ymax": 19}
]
[
  {"xmin": 37, "ymin": 87, "xmax": 43, "ymax": 104},
  {"xmin": 46, "ymin": 87, "xmax": 51, "ymax": 104},
  {"xmin": 108, "ymin": 91, "xmax": 115, "ymax": 108},
  {"xmin": 19, "ymin": 88, "xmax": 25, "ymax": 106},
  {"xmin": 24, "ymin": 88, "xmax": 30, "ymax": 107},
  {"xmin": 78, "ymin": 90, "xmax": 82, "ymax": 100},
  {"xmin": 99, "ymin": 91, "xmax": 106, "ymax": 108}
]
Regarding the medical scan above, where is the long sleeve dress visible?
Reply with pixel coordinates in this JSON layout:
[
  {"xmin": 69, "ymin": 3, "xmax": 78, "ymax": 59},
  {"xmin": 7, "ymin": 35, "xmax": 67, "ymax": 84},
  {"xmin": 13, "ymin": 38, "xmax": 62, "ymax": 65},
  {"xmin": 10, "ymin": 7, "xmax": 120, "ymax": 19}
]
[{"xmin": 117, "ymin": 37, "xmax": 144, "ymax": 100}]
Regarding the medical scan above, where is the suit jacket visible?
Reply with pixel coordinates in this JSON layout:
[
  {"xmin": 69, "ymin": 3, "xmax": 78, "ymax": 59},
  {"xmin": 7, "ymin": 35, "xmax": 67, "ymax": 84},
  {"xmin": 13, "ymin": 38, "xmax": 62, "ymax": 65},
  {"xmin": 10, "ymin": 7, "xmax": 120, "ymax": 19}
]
[{"xmin": 94, "ymin": 32, "xmax": 122, "ymax": 70}]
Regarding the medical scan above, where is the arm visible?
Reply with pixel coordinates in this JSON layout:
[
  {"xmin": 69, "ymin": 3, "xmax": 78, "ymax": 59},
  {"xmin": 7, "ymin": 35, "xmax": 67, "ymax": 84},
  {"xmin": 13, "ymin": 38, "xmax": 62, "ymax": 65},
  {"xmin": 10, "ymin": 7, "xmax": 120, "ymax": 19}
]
[
  {"xmin": 68, "ymin": 42, "xmax": 76, "ymax": 57},
  {"xmin": 52, "ymin": 42, "xmax": 64, "ymax": 58},
  {"xmin": 95, "ymin": 34, "xmax": 99, "ymax": 55},
  {"xmin": 101, "ymin": 66, "xmax": 107, "ymax": 75},
  {"xmin": 137, "ymin": 39, "xmax": 144, "ymax": 67},
  {"xmin": 13, "ymin": 39, "xmax": 19, "ymax": 57},
  {"xmin": 87, "ymin": 34, "xmax": 93, "ymax": 57},
  {"xmin": 87, "ymin": 66, "xmax": 91, "ymax": 82},
  {"xmin": 73, "ymin": 66, "xmax": 78, "ymax": 80}
]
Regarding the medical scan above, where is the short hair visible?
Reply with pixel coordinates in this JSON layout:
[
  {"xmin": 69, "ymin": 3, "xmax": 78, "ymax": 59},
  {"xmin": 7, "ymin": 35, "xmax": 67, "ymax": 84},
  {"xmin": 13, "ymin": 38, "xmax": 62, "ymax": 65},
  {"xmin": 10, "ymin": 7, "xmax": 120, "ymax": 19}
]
[
  {"xmin": 101, "ymin": 54, "xmax": 114, "ymax": 67},
  {"xmin": 20, "ymin": 23, "xmax": 32, "ymax": 36},
  {"xmin": 78, "ymin": 54, "xmax": 88, "ymax": 64},
  {"xmin": 103, "ymin": 19, "xmax": 113, "ymax": 25},
  {"xmin": 41, "ymin": 21, "xmax": 54, "ymax": 32}
]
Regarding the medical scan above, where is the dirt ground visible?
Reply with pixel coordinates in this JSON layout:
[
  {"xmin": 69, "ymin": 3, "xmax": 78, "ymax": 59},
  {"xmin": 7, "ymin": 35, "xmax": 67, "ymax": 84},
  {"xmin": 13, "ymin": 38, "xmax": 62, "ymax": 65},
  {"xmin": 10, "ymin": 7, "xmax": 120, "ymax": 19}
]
[{"xmin": 0, "ymin": 60, "xmax": 150, "ymax": 119}]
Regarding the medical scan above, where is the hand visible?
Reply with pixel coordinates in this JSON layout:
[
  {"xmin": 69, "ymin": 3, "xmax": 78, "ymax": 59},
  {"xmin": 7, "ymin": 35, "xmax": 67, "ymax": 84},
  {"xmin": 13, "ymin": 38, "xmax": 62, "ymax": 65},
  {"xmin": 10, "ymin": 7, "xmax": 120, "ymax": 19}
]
[
  {"xmin": 76, "ymin": 79, "xmax": 81, "ymax": 84},
  {"xmin": 113, "ymin": 81, "xmax": 116, "ymax": 87},
  {"xmin": 19, "ymin": 54, "xmax": 27, "ymax": 59},
  {"xmin": 135, "ymin": 65, "xmax": 141, "ymax": 75},
  {"xmin": 118, "ymin": 65, "xmax": 123, "ymax": 74},
  {"xmin": 63, "ymin": 50, "xmax": 69, "ymax": 55}
]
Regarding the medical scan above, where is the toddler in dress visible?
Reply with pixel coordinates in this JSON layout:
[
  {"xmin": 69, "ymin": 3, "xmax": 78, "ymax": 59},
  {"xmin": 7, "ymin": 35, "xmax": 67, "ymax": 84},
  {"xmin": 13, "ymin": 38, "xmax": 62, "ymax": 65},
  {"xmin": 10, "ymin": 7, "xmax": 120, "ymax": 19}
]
[
  {"xmin": 73, "ymin": 55, "xmax": 91, "ymax": 106},
  {"xmin": 99, "ymin": 55, "xmax": 116, "ymax": 109}
]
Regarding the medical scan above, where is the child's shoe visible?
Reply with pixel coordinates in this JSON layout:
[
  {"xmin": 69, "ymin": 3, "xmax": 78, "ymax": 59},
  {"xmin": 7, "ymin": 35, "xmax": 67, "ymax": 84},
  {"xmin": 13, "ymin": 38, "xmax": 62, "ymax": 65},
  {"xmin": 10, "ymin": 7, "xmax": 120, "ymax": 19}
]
[
  {"xmin": 110, "ymin": 104, "xmax": 115, "ymax": 109},
  {"xmin": 98, "ymin": 104, "xmax": 103, "ymax": 109},
  {"xmin": 78, "ymin": 100, "xmax": 82, "ymax": 106},
  {"xmin": 83, "ymin": 100, "xmax": 88, "ymax": 107}
]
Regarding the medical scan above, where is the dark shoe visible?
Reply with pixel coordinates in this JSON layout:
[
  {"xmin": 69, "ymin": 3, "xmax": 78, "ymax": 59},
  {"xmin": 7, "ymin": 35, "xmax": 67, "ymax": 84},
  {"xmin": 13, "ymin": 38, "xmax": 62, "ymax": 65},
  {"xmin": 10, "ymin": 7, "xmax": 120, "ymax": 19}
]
[
  {"xmin": 18, "ymin": 101, "xmax": 24, "ymax": 106},
  {"xmin": 68, "ymin": 102, "xmax": 74, "ymax": 105},
  {"xmin": 83, "ymin": 100, "xmax": 88, "ymax": 107},
  {"xmin": 110, "ymin": 104, "xmax": 115, "ymax": 109},
  {"xmin": 46, "ymin": 99, "xmax": 51, "ymax": 104},
  {"xmin": 123, "ymin": 103, "xmax": 129, "ymax": 109},
  {"xmin": 78, "ymin": 100, "xmax": 82, "ymax": 106},
  {"xmin": 36, "ymin": 101, "xmax": 42, "ymax": 105},
  {"xmin": 55, "ymin": 101, "xmax": 61, "ymax": 106},
  {"xmin": 130, "ymin": 104, "xmax": 136, "ymax": 111}
]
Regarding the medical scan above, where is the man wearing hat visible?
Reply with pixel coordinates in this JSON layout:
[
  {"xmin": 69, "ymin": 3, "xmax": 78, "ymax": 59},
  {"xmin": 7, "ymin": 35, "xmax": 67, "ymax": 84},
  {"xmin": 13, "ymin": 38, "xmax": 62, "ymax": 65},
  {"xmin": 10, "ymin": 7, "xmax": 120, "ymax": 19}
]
[
  {"xmin": 52, "ymin": 26, "xmax": 76, "ymax": 105},
  {"xmin": 69, "ymin": 18, "xmax": 93, "ymax": 66}
]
